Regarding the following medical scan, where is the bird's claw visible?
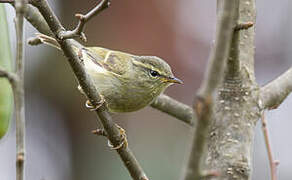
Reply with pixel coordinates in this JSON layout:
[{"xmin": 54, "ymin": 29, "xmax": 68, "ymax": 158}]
[
  {"xmin": 85, "ymin": 95, "xmax": 105, "ymax": 111},
  {"xmin": 107, "ymin": 124, "xmax": 128, "ymax": 150}
]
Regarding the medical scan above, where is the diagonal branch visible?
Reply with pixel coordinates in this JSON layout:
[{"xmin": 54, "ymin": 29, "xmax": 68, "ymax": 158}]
[
  {"xmin": 29, "ymin": 0, "xmax": 148, "ymax": 179},
  {"xmin": 183, "ymin": 1, "xmax": 238, "ymax": 179},
  {"xmin": 260, "ymin": 67, "xmax": 292, "ymax": 110},
  {"xmin": 22, "ymin": 4, "xmax": 53, "ymax": 36},
  {"xmin": 60, "ymin": 0, "xmax": 110, "ymax": 41}
]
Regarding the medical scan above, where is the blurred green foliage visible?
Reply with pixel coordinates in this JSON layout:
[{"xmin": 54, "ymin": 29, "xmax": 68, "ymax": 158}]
[{"xmin": 0, "ymin": 4, "xmax": 13, "ymax": 139}]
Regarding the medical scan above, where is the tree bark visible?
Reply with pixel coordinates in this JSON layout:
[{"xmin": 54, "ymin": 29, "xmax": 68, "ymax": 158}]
[{"xmin": 203, "ymin": 1, "xmax": 258, "ymax": 180}]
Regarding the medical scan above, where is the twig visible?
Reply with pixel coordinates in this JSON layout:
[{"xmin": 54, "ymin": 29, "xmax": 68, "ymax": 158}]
[
  {"xmin": 14, "ymin": 0, "xmax": 26, "ymax": 179},
  {"xmin": 260, "ymin": 67, "xmax": 292, "ymax": 109},
  {"xmin": 29, "ymin": 0, "xmax": 148, "ymax": 179},
  {"xmin": 0, "ymin": 67, "xmax": 18, "ymax": 84},
  {"xmin": 0, "ymin": 1, "xmax": 53, "ymax": 35},
  {"xmin": 22, "ymin": 4, "xmax": 53, "ymax": 36},
  {"xmin": 183, "ymin": 1, "xmax": 238, "ymax": 180},
  {"xmin": 261, "ymin": 112, "xmax": 279, "ymax": 180},
  {"xmin": 234, "ymin": 21, "xmax": 254, "ymax": 31},
  {"xmin": 60, "ymin": 0, "xmax": 110, "ymax": 41},
  {"xmin": 27, "ymin": 36, "xmax": 43, "ymax": 46},
  {"xmin": 150, "ymin": 94, "xmax": 194, "ymax": 126},
  {"xmin": 91, "ymin": 128, "xmax": 107, "ymax": 137}
]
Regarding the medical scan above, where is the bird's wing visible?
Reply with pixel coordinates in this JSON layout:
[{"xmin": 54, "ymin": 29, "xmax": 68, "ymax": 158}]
[{"xmin": 85, "ymin": 47, "xmax": 130, "ymax": 76}]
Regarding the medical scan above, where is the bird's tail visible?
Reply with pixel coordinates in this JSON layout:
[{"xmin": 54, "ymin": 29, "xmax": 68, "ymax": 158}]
[{"xmin": 35, "ymin": 33, "xmax": 61, "ymax": 50}]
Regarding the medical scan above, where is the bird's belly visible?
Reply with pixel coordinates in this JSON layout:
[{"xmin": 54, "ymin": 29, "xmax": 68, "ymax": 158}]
[
  {"xmin": 102, "ymin": 88, "xmax": 153, "ymax": 113},
  {"xmin": 90, "ymin": 74, "xmax": 152, "ymax": 112}
]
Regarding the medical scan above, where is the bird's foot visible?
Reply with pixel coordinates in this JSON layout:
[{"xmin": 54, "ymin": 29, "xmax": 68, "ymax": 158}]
[
  {"xmin": 108, "ymin": 124, "xmax": 128, "ymax": 150},
  {"xmin": 85, "ymin": 95, "xmax": 105, "ymax": 111}
]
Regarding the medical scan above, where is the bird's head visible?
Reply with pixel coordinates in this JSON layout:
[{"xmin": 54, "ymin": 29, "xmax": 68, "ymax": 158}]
[{"xmin": 130, "ymin": 56, "xmax": 183, "ymax": 95}]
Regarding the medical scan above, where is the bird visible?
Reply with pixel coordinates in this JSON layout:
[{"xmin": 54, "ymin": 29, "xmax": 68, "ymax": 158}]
[{"xmin": 36, "ymin": 34, "xmax": 183, "ymax": 113}]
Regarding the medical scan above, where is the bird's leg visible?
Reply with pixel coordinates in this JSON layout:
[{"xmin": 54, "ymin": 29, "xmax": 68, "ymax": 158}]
[
  {"xmin": 85, "ymin": 95, "xmax": 105, "ymax": 111},
  {"xmin": 78, "ymin": 84, "xmax": 105, "ymax": 111},
  {"xmin": 107, "ymin": 124, "xmax": 128, "ymax": 150}
]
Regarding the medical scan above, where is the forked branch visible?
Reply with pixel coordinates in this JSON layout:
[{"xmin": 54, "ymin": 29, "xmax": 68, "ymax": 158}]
[
  {"xmin": 60, "ymin": 0, "xmax": 110, "ymax": 41},
  {"xmin": 0, "ymin": 67, "xmax": 17, "ymax": 84}
]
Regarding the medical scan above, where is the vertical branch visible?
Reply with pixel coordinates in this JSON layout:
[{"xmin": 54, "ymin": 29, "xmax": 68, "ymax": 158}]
[
  {"xmin": 14, "ymin": 0, "xmax": 26, "ymax": 180},
  {"xmin": 203, "ymin": 1, "xmax": 258, "ymax": 180},
  {"xmin": 183, "ymin": 1, "xmax": 238, "ymax": 180}
]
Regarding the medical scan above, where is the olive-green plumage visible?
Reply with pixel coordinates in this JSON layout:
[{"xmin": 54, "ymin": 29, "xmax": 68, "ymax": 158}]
[{"xmin": 38, "ymin": 34, "xmax": 182, "ymax": 112}]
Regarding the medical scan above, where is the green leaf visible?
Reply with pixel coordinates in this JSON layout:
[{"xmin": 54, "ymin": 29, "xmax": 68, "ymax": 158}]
[{"xmin": 0, "ymin": 4, "xmax": 13, "ymax": 139}]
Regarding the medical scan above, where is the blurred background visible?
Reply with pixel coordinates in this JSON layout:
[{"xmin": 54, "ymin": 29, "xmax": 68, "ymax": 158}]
[{"xmin": 0, "ymin": 0, "xmax": 291, "ymax": 179}]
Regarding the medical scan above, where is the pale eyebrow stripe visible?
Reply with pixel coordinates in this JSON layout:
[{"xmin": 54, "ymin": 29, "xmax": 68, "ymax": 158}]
[{"xmin": 132, "ymin": 59, "xmax": 169, "ymax": 78}]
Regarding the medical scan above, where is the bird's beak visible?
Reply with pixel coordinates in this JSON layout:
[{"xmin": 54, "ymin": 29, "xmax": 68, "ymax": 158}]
[{"xmin": 166, "ymin": 76, "xmax": 183, "ymax": 84}]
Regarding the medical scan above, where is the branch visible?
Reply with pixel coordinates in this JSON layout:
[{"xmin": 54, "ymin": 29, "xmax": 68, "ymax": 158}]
[
  {"xmin": 234, "ymin": 21, "xmax": 254, "ymax": 31},
  {"xmin": 260, "ymin": 67, "xmax": 292, "ymax": 110},
  {"xmin": 23, "ymin": 4, "xmax": 53, "ymax": 36},
  {"xmin": 183, "ymin": 1, "xmax": 238, "ymax": 179},
  {"xmin": 0, "ymin": 66, "xmax": 17, "ymax": 84},
  {"xmin": 29, "ymin": 0, "xmax": 148, "ymax": 179},
  {"xmin": 14, "ymin": 0, "xmax": 26, "ymax": 179},
  {"xmin": 0, "ymin": 1, "xmax": 53, "ymax": 35},
  {"xmin": 60, "ymin": 0, "xmax": 110, "ymax": 41},
  {"xmin": 150, "ymin": 94, "xmax": 194, "ymax": 126},
  {"xmin": 261, "ymin": 112, "xmax": 279, "ymax": 180}
]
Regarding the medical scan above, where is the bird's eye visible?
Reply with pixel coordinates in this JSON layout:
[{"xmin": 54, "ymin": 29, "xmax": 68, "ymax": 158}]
[{"xmin": 149, "ymin": 70, "xmax": 159, "ymax": 77}]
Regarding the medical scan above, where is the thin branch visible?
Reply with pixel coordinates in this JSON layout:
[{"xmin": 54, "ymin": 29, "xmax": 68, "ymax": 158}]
[
  {"xmin": 29, "ymin": 0, "xmax": 148, "ymax": 179},
  {"xmin": 22, "ymin": 4, "xmax": 53, "ymax": 36},
  {"xmin": 150, "ymin": 94, "xmax": 194, "ymax": 126},
  {"xmin": 0, "ymin": 66, "xmax": 18, "ymax": 84},
  {"xmin": 60, "ymin": 0, "xmax": 110, "ymax": 41},
  {"xmin": 14, "ymin": 0, "xmax": 26, "ymax": 179},
  {"xmin": 260, "ymin": 67, "xmax": 292, "ymax": 109},
  {"xmin": 261, "ymin": 112, "xmax": 279, "ymax": 180},
  {"xmin": 183, "ymin": 1, "xmax": 238, "ymax": 180},
  {"xmin": 91, "ymin": 128, "xmax": 107, "ymax": 137},
  {"xmin": 1, "ymin": 1, "xmax": 53, "ymax": 35}
]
